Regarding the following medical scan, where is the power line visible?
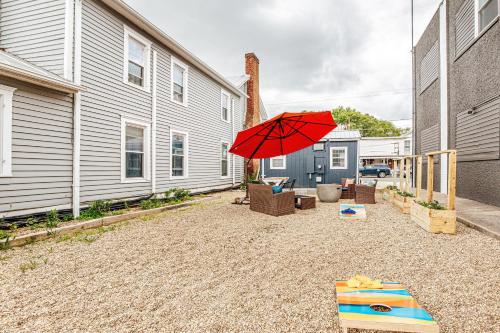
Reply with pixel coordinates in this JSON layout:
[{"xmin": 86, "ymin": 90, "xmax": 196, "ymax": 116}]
[{"xmin": 266, "ymin": 89, "xmax": 411, "ymax": 106}]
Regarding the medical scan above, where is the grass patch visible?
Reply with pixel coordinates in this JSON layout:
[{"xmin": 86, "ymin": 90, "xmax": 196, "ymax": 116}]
[
  {"xmin": 19, "ymin": 260, "xmax": 38, "ymax": 273},
  {"xmin": 57, "ymin": 225, "xmax": 118, "ymax": 244}
]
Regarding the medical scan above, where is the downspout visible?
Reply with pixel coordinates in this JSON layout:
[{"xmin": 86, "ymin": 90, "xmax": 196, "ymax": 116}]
[
  {"xmin": 151, "ymin": 50, "xmax": 157, "ymax": 194},
  {"xmin": 232, "ymin": 98, "xmax": 236, "ymax": 186},
  {"xmin": 72, "ymin": 0, "xmax": 82, "ymax": 217},
  {"xmin": 439, "ymin": 0, "xmax": 449, "ymax": 193}
]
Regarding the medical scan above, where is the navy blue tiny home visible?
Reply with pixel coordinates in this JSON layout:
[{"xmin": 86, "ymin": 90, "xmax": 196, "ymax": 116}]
[{"xmin": 262, "ymin": 130, "xmax": 361, "ymax": 188}]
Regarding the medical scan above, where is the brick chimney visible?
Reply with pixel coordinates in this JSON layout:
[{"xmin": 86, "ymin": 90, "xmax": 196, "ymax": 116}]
[{"xmin": 245, "ymin": 53, "xmax": 262, "ymax": 177}]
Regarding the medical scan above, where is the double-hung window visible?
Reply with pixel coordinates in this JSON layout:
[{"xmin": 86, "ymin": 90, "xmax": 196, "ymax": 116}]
[
  {"xmin": 121, "ymin": 118, "xmax": 150, "ymax": 183},
  {"xmin": 171, "ymin": 57, "xmax": 188, "ymax": 106},
  {"xmin": 476, "ymin": 0, "xmax": 499, "ymax": 34},
  {"xmin": 124, "ymin": 26, "xmax": 151, "ymax": 91},
  {"xmin": 171, "ymin": 130, "xmax": 188, "ymax": 178},
  {"xmin": 221, "ymin": 142, "xmax": 230, "ymax": 177},
  {"xmin": 270, "ymin": 156, "xmax": 286, "ymax": 169},
  {"xmin": 330, "ymin": 147, "xmax": 348, "ymax": 169},
  {"xmin": 221, "ymin": 90, "xmax": 231, "ymax": 122},
  {"xmin": 0, "ymin": 85, "xmax": 15, "ymax": 177}
]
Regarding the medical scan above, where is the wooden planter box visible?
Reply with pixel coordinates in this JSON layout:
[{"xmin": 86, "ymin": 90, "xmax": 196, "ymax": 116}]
[
  {"xmin": 410, "ymin": 200, "xmax": 456, "ymax": 234},
  {"xmin": 382, "ymin": 189, "xmax": 396, "ymax": 202},
  {"xmin": 392, "ymin": 192, "xmax": 412, "ymax": 214}
]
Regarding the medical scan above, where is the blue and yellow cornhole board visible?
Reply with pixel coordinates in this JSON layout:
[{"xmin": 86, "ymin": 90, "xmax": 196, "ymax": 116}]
[
  {"xmin": 339, "ymin": 204, "xmax": 367, "ymax": 221},
  {"xmin": 335, "ymin": 281, "xmax": 439, "ymax": 333}
]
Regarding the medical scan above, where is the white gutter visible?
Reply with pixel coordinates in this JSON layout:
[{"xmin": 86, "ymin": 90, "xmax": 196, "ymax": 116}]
[
  {"xmin": 439, "ymin": 0, "xmax": 449, "ymax": 193},
  {"xmin": 151, "ymin": 51, "xmax": 158, "ymax": 194},
  {"xmin": 72, "ymin": 0, "xmax": 82, "ymax": 217},
  {"xmin": 100, "ymin": 0, "xmax": 244, "ymax": 98}
]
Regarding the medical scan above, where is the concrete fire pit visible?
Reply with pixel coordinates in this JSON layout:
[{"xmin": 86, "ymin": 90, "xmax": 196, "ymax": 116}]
[{"xmin": 316, "ymin": 184, "xmax": 342, "ymax": 203}]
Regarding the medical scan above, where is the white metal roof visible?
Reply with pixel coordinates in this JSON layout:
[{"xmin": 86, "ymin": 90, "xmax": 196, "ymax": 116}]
[
  {"xmin": 322, "ymin": 129, "xmax": 361, "ymax": 141},
  {"xmin": 0, "ymin": 51, "xmax": 81, "ymax": 93}
]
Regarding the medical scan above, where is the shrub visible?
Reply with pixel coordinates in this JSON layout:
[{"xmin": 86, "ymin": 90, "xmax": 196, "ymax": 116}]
[
  {"xmin": 173, "ymin": 188, "xmax": 190, "ymax": 201},
  {"xmin": 79, "ymin": 200, "xmax": 111, "ymax": 220},
  {"xmin": 139, "ymin": 198, "xmax": 163, "ymax": 210},
  {"xmin": 396, "ymin": 190, "xmax": 415, "ymax": 198},
  {"xmin": 386, "ymin": 185, "xmax": 398, "ymax": 191},
  {"xmin": 26, "ymin": 217, "xmax": 42, "ymax": 229},
  {"xmin": 46, "ymin": 209, "xmax": 60, "ymax": 229},
  {"xmin": 417, "ymin": 200, "xmax": 446, "ymax": 210}
]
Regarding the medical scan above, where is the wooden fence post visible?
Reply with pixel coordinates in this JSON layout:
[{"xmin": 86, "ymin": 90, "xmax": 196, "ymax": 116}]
[
  {"xmin": 393, "ymin": 160, "xmax": 398, "ymax": 187},
  {"xmin": 447, "ymin": 151, "xmax": 457, "ymax": 210},
  {"xmin": 416, "ymin": 156, "xmax": 422, "ymax": 199},
  {"xmin": 427, "ymin": 155, "xmax": 434, "ymax": 202},
  {"xmin": 399, "ymin": 158, "xmax": 404, "ymax": 190},
  {"xmin": 405, "ymin": 157, "xmax": 411, "ymax": 192}
]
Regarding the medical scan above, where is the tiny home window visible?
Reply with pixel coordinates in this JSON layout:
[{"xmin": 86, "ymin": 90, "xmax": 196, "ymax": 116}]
[
  {"xmin": 404, "ymin": 140, "xmax": 411, "ymax": 154},
  {"xmin": 221, "ymin": 90, "xmax": 231, "ymax": 122},
  {"xmin": 171, "ymin": 57, "xmax": 188, "ymax": 106},
  {"xmin": 270, "ymin": 156, "xmax": 286, "ymax": 169},
  {"xmin": 476, "ymin": 0, "xmax": 499, "ymax": 33},
  {"xmin": 221, "ymin": 142, "xmax": 230, "ymax": 177},
  {"xmin": 0, "ymin": 85, "xmax": 15, "ymax": 177},
  {"xmin": 123, "ymin": 26, "xmax": 151, "ymax": 91},
  {"xmin": 121, "ymin": 118, "xmax": 150, "ymax": 183},
  {"xmin": 313, "ymin": 142, "xmax": 325, "ymax": 151},
  {"xmin": 171, "ymin": 130, "xmax": 188, "ymax": 178},
  {"xmin": 330, "ymin": 147, "xmax": 348, "ymax": 169}
]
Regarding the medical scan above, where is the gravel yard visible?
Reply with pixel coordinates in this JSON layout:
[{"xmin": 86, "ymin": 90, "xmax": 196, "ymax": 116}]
[{"xmin": 1, "ymin": 191, "xmax": 499, "ymax": 333}]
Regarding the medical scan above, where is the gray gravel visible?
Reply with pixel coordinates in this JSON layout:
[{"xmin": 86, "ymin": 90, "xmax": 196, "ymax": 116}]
[{"xmin": 0, "ymin": 191, "xmax": 499, "ymax": 333}]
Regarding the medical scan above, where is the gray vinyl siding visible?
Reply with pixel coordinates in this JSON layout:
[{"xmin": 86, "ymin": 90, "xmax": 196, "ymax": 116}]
[
  {"xmin": 455, "ymin": 0, "xmax": 475, "ymax": 56},
  {"xmin": 0, "ymin": 0, "xmax": 67, "ymax": 76},
  {"xmin": 0, "ymin": 77, "xmax": 73, "ymax": 217},
  {"xmin": 456, "ymin": 96, "xmax": 500, "ymax": 161},
  {"xmin": 79, "ymin": 0, "xmax": 243, "ymax": 203},
  {"xmin": 420, "ymin": 124, "xmax": 440, "ymax": 154},
  {"xmin": 420, "ymin": 40, "xmax": 439, "ymax": 93},
  {"xmin": 264, "ymin": 140, "xmax": 358, "ymax": 188}
]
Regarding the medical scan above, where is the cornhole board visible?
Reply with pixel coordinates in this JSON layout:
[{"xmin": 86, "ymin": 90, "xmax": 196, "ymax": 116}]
[
  {"xmin": 339, "ymin": 204, "xmax": 367, "ymax": 221},
  {"xmin": 335, "ymin": 281, "xmax": 439, "ymax": 333}
]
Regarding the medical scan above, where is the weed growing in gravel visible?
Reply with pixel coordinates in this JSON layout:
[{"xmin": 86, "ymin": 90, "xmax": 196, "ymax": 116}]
[
  {"xmin": 57, "ymin": 226, "xmax": 117, "ymax": 244},
  {"xmin": 0, "ymin": 230, "xmax": 12, "ymax": 250},
  {"xmin": 46, "ymin": 209, "xmax": 60, "ymax": 229},
  {"xmin": 19, "ymin": 260, "xmax": 38, "ymax": 273},
  {"xmin": 0, "ymin": 255, "xmax": 11, "ymax": 261}
]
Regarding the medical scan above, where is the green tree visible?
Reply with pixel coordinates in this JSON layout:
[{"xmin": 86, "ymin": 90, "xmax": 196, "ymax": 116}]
[{"xmin": 331, "ymin": 106, "xmax": 402, "ymax": 137}]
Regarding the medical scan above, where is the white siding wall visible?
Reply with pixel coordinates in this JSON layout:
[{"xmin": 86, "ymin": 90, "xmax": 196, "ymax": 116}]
[
  {"xmin": 0, "ymin": 0, "xmax": 67, "ymax": 76},
  {"xmin": 0, "ymin": 77, "xmax": 73, "ymax": 217},
  {"xmin": 79, "ymin": 0, "xmax": 244, "ymax": 203}
]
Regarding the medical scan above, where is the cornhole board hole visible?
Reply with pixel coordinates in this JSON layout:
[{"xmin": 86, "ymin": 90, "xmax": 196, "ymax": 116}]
[
  {"xmin": 339, "ymin": 204, "xmax": 367, "ymax": 221},
  {"xmin": 335, "ymin": 281, "xmax": 439, "ymax": 333}
]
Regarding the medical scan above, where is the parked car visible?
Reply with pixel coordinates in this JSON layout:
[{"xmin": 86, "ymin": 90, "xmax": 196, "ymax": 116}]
[{"xmin": 359, "ymin": 164, "xmax": 391, "ymax": 178}]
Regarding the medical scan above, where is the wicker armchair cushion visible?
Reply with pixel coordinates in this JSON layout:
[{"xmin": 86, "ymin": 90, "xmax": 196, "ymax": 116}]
[{"xmin": 272, "ymin": 186, "xmax": 283, "ymax": 194}]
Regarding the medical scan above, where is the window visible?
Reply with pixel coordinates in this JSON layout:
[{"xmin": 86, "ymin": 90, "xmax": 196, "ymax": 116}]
[
  {"xmin": 221, "ymin": 142, "xmax": 230, "ymax": 177},
  {"xmin": 404, "ymin": 140, "xmax": 411, "ymax": 154},
  {"xmin": 313, "ymin": 142, "xmax": 325, "ymax": 151},
  {"xmin": 476, "ymin": 0, "xmax": 499, "ymax": 33},
  {"xmin": 221, "ymin": 90, "xmax": 231, "ymax": 122},
  {"xmin": 330, "ymin": 147, "xmax": 348, "ymax": 169},
  {"xmin": 171, "ymin": 57, "xmax": 188, "ymax": 106},
  {"xmin": 0, "ymin": 85, "xmax": 15, "ymax": 177},
  {"xmin": 270, "ymin": 155, "xmax": 286, "ymax": 169},
  {"xmin": 121, "ymin": 118, "xmax": 150, "ymax": 183},
  {"xmin": 171, "ymin": 130, "xmax": 188, "ymax": 178},
  {"xmin": 123, "ymin": 26, "xmax": 151, "ymax": 91}
]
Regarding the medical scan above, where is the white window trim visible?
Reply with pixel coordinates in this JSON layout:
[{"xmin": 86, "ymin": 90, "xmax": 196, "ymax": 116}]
[
  {"xmin": 123, "ymin": 25, "xmax": 152, "ymax": 93},
  {"xmin": 0, "ymin": 85, "xmax": 15, "ymax": 178},
  {"xmin": 330, "ymin": 146, "xmax": 348, "ymax": 170},
  {"xmin": 220, "ymin": 140, "xmax": 231, "ymax": 178},
  {"xmin": 270, "ymin": 155, "xmax": 286, "ymax": 170},
  {"xmin": 221, "ymin": 89, "xmax": 231, "ymax": 123},
  {"xmin": 170, "ymin": 56, "xmax": 189, "ymax": 107},
  {"xmin": 121, "ymin": 117, "xmax": 151, "ymax": 183},
  {"xmin": 475, "ymin": 0, "xmax": 500, "ymax": 36},
  {"xmin": 170, "ymin": 129, "xmax": 189, "ymax": 179}
]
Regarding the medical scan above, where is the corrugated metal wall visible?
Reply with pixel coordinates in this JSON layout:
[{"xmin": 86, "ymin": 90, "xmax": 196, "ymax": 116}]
[{"xmin": 0, "ymin": 0, "xmax": 67, "ymax": 76}]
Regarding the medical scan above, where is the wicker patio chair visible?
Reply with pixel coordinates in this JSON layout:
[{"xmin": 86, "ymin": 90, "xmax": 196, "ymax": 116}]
[
  {"xmin": 340, "ymin": 178, "xmax": 356, "ymax": 199},
  {"xmin": 248, "ymin": 184, "xmax": 295, "ymax": 216},
  {"xmin": 355, "ymin": 182, "xmax": 377, "ymax": 204}
]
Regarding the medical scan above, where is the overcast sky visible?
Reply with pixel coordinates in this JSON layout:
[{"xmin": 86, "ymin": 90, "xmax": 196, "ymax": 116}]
[{"xmin": 125, "ymin": 0, "xmax": 439, "ymax": 128}]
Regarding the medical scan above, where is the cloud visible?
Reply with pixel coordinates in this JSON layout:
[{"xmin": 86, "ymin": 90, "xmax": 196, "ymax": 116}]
[{"xmin": 125, "ymin": 0, "xmax": 438, "ymax": 125}]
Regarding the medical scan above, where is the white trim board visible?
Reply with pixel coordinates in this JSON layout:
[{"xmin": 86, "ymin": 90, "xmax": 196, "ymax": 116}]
[
  {"xmin": 330, "ymin": 146, "xmax": 349, "ymax": 170},
  {"xmin": 270, "ymin": 155, "xmax": 286, "ymax": 170},
  {"xmin": 0, "ymin": 85, "xmax": 16, "ymax": 178}
]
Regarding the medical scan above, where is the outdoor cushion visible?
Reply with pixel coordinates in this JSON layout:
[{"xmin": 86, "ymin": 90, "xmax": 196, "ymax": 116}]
[
  {"xmin": 272, "ymin": 185, "xmax": 283, "ymax": 194},
  {"xmin": 366, "ymin": 180, "xmax": 377, "ymax": 187}
]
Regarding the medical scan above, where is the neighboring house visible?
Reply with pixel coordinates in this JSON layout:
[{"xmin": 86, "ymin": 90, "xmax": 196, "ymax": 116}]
[
  {"xmin": 360, "ymin": 133, "xmax": 412, "ymax": 169},
  {"xmin": 413, "ymin": 0, "xmax": 499, "ymax": 206},
  {"xmin": 263, "ymin": 129, "xmax": 361, "ymax": 188},
  {"xmin": 0, "ymin": 0, "xmax": 253, "ymax": 218}
]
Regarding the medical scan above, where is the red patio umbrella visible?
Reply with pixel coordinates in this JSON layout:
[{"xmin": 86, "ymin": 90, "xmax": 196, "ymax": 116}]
[{"xmin": 230, "ymin": 111, "xmax": 337, "ymax": 160}]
